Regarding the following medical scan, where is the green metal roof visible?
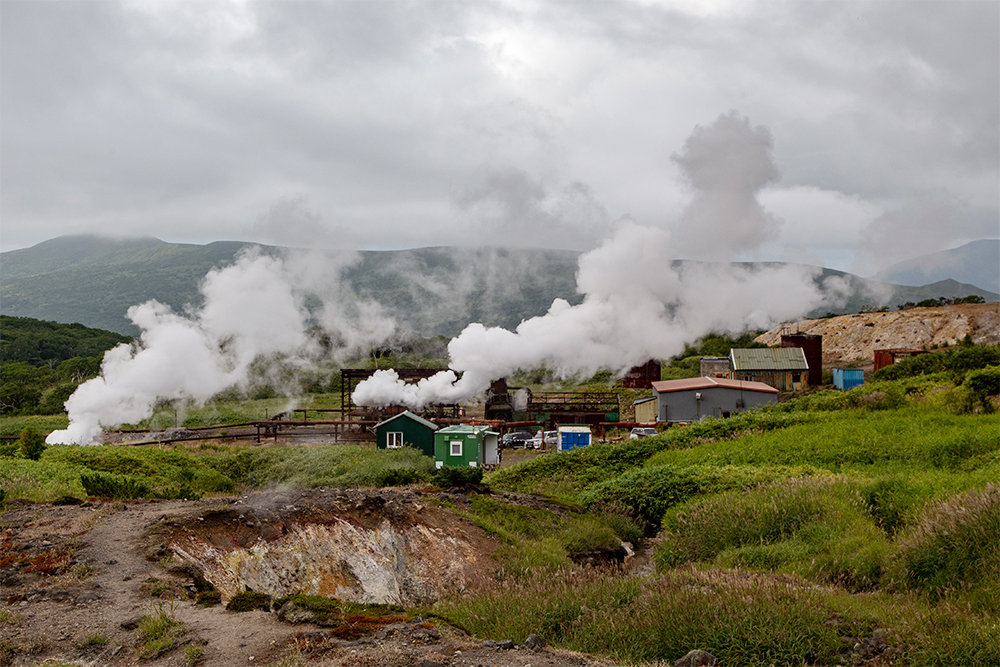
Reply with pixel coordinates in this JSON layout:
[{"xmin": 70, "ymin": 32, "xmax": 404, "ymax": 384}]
[
  {"xmin": 374, "ymin": 410, "xmax": 438, "ymax": 431},
  {"xmin": 437, "ymin": 424, "xmax": 498, "ymax": 436},
  {"xmin": 730, "ymin": 347, "xmax": 808, "ymax": 371}
]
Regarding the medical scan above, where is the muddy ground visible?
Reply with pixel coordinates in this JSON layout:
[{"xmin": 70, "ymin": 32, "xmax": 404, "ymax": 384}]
[{"xmin": 0, "ymin": 489, "xmax": 639, "ymax": 667}]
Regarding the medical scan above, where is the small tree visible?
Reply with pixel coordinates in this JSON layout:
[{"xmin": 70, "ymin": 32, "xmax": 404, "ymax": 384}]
[{"xmin": 18, "ymin": 424, "xmax": 46, "ymax": 461}]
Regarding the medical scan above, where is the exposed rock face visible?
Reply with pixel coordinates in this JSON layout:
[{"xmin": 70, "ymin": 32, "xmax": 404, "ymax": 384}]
[
  {"xmin": 163, "ymin": 489, "xmax": 497, "ymax": 606},
  {"xmin": 756, "ymin": 303, "xmax": 1000, "ymax": 364}
]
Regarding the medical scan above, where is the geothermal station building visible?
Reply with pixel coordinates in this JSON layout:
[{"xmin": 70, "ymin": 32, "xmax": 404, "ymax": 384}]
[{"xmin": 652, "ymin": 377, "xmax": 779, "ymax": 423}]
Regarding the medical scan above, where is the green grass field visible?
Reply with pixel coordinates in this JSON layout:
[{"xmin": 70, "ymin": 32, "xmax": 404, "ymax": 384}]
[{"xmin": 2, "ymin": 355, "xmax": 998, "ymax": 666}]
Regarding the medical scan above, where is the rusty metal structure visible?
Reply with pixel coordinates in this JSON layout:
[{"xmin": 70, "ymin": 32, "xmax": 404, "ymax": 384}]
[
  {"xmin": 873, "ymin": 348, "xmax": 929, "ymax": 372},
  {"xmin": 485, "ymin": 379, "xmax": 619, "ymax": 430},
  {"xmin": 781, "ymin": 332, "xmax": 823, "ymax": 386},
  {"xmin": 621, "ymin": 360, "xmax": 661, "ymax": 388}
]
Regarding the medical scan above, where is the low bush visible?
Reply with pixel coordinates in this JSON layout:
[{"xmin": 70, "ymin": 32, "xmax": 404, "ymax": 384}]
[
  {"xmin": 657, "ymin": 479, "xmax": 890, "ymax": 589},
  {"xmin": 964, "ymin": 365, "xmax": 1000, "ymax": 412},
  {"xmin": 80, "ymin": 470, "xmax": 149, "ymax": 500},
  {"xmin": 209, "ymin": 444, "xmax": 433, "ymax": 490},
  {"xmin": 858, "ymin": 477, "xmax": 927, "ymax": 535},
  {"xmin": 226, "ymin": 591, "xmax": 272, "ymax": 612},
  {"xmin": 435, "ymin": 567, "xmax": 866, "ymax": 666},
  {"xmin": 888, "ymin": 483, "xmax": 1000, "ymax": 597},
  {"xmin": 16, "ymin": 425, "xmax": 45, "ymax": 461},
  {"xmin": 136, "ymin": 603, "xmax": 186, "ymax": 660},
  {"xmin": 430, "ymin": 465, "xmax": 483, "ymax": 490},
  {"xmin": 872, "ymin": 344, "xmax": 1000, "ymax": 382},
  {"xmin": 271, "ymin": 594, "xmax": 406, "ymax": 623},
  {"xmin": 582, "ymin": 463, "xmax": 829, "ymax": 532},
  {"xmin": 557, "ymin": 515, "xmax": 622, "ymax": 560},
  {"xmin": 486, "ymin": 411, "xmax": 810, "ymax": 499},
  {"xmin": 598, "ymin": 510, "xmax": 644, "ymax": 544}
]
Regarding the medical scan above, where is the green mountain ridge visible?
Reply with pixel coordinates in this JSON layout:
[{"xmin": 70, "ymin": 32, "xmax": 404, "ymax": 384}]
[{"xmin": 2, "ymin": 235, "xmax": 996, "ymax": 337}]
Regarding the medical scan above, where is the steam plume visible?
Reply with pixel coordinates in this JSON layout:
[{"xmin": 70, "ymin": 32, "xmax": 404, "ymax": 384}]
[
  {"xmin": 47, "ymin": 246, "xmax": 393, "ymax": 445},
  {"xmin": 352, "ymin": 112, "xmax": 843, "ymax": 409}
]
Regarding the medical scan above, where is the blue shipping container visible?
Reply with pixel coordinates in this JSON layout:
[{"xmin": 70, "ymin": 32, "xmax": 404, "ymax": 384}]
[
  {"xmin": 557, "ymin": 426, "xmax": 592, "ymax": 451},
  {"xmin": 833, "ymin": 368, "xmax": 864, "ymax": 391}
]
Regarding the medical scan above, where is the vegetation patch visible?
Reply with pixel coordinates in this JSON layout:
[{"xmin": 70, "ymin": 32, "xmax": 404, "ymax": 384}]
[
  {"xmin": 657, "ymin": 478, "xmax": 891, "ymax": 590},
  {"xmin": 460, "ymin": 495, "xmax": 622, "ymax": 570},
  {"xmin": 136, "ymin": 603, "xmax": 187, "ymax": 660},
  {"xmin": 273, "ymin": 595, "xmax": 410, "ymax": 639},
  {"xmin": 888, "ymin": 483, "xmax": 1000, "ymax": 597},
  {"xmin": 225, "ymin": 591, "xmax": 272, "ymax": 612},
  {"xmin": 208, "ymin": 444, "xmax": 434, "ymax": 490}
]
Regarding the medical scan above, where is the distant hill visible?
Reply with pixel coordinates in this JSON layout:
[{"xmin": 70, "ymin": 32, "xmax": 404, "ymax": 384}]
[
  {"xmin": 2, "ymin": 235, "xmax": 997, "ymax": 337},
  {"xmin": 0, "ymin": 315, "xmax": 131, "ymax": 366},
  {"xmin": 872, "ymin": 239, "xmax": 1000, "ymax": 294}
]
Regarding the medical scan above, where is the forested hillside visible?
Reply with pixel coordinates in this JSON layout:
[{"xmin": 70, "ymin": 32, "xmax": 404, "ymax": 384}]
[
  {"xmin": 2, "ymin": 235, "xmax": 997, "ymax": 337},
  {"xmin": 0, "ymin": 317, "xmax": 131, "ymax": 416}
]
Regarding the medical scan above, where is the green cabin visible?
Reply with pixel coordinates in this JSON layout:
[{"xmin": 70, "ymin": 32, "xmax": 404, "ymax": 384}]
[
  {"xmin": 434, "ymin": 424, "xmax": 499, "ymax": 469},
  {"xmin": 375, "ymin": 411, "xmax": 438, "ymax": 458}
]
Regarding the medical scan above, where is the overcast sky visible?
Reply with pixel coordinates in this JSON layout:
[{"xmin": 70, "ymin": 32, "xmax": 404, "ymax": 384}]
[{"xmin": 2, "ymin": 0, "xmax": 997, "ymax": 274}]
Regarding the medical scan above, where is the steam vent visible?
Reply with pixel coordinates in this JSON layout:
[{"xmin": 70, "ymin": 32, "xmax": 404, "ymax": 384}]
[{"xmin": 162, "ymin": 489, "xmax": 497, "ymax": 605}]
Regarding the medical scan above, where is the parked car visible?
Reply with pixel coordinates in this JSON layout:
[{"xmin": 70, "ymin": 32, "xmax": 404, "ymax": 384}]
[
  {"xmin": 502, "ymin": 431, "xmax": 535, "ymax": 448},
  {"xmin": 629, "ymin": 427, "xmax": 658, "ymax": 440},
  {"xmin": 543, "ymin": 430, "xmax": 558, "ymax": 446}
]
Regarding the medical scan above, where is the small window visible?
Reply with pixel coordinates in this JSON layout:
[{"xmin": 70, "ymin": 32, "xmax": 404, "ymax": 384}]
[
  {"xmin": 450, "ymin": 440, "xmax": 462, "ymax": 457},
  {"xmin": 792, "ymin": 372, "xmax": 802, "ymax": 384},
  {"xmin": 386, "ymin": 432, "xmax": 403, "ymax": 449},
  {"xmin": 743, "ymin": 374, "xmax": 753, "ymax": 382}
]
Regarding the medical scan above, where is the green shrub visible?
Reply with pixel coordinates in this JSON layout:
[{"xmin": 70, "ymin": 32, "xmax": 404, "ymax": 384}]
[
  {"xmin": 926, "ymin": 431, "xmax": 998, "ymax": 469},
  {"xmin": 859, "ymin": 477, "xmax": 925, "ymax": 535},
  {"xmin": 16, "ymin": 425, "xmax": 45, "ymax": 461},
  {"xmin": 374, "ymin": 466, "xmax": 423, "ymax": 487},
  {"xmin": 435, "ymin": 567, "xmax": 861, "ymax": 666},
  {"xmin": 964, "ymin": 365, "xmax": 1000, "ymax": 412},
  {"xmin": 872, "ymin": 345, "xmax": 1000, "ymax": 382},
  {"xmin": 208, "ymin": 444, "xmax": 433, "ymax": 490},
  {"xmin": 657, "ymin": 479, "xmax": 889, "ymax": 589},
  {"xmin": 582, "ymin": 463, "xmax": 826, "ymax": 532},
  {"xmin": 80, "ymin": 470, "xmax": 149, "ymax": 499},
  {"xmin": 37, "ymin": 382, "xmax": 77, "ymax": 415},
  {"xmin": 599, "ymin": 511, "xmax": 644, "ymax": 544},
  {"xmin": 431, "ymin": 465, "xmax": 484, "ymax": 489},
  {"xmin": 195, "ymin": 591, "xmax": 221, "ymax": 607},
  {"xmin": 136, "ymin": 603, "xmax": 185, "ymax": 660},
  {"xmin": 486, "ymin": 411, "xmax": 810, "ymax": 499},
  {"xmin": 558, "ymin": 516, "xmax": 622, "ymax": 560},
  {"xmin": 889, "ymin": 484, "xmax": 1000, "ymax": 596},
  {"xmin": 226, "ymin": 591, "xmax": 272, "ymax": 612}
]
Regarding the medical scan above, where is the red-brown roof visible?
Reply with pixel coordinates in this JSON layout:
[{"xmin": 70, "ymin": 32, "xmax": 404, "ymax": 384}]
[{"xmin": 651, "ymin": 376, "xmax": 779, "ymax": 394}]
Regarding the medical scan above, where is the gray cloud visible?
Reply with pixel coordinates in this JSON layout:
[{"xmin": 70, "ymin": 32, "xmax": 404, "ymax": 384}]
[
  {"xmin": 1, "ymin": 1, "xmax": 996, "ymax": 268},
  {"xmin": 670, "ymin": 111, "xmax": 781, "ymax": 260}
]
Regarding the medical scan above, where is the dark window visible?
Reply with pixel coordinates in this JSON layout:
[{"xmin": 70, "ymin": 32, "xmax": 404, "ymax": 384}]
[{"xmin": 792, "ymin": 373, "xmax": 802, "ymax": 383}]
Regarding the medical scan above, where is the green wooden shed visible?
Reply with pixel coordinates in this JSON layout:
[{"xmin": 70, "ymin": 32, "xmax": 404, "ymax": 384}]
[
  {"xmin": 434, "ymin": 424, "xmax": 499, "ymax": 469},
  {"xmin": 375, "ymin": 411, "xmax": 438, "ymax": 458}
]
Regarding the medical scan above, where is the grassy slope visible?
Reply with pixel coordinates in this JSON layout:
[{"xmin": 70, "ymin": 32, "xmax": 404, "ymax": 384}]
[
  {"xmin": 2, "ymin": 370, "xmax": 998, "ymax": 665},
  {"xmin": 465, "ymin": 380, "xmax": 999, "ymax": 666}
]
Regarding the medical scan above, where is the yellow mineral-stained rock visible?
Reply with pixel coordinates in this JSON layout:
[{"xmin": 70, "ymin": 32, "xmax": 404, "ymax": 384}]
[{"xmin": 757, "ymin": 303, "xmax": 999, "ymax": 364}]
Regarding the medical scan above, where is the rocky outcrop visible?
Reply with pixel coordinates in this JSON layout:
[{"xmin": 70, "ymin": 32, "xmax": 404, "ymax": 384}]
[
  {"xmin": 164, "ymin": 489, "xmax": 498, "ymax": 607},
  {"xmin": 756, "ymin": 303, "xmax": 999, "ymax": 364}
]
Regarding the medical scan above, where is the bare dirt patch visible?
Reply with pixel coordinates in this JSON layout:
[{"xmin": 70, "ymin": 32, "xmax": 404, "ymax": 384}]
[{"xmin": 0, "ymin": 491, "xmax": 626, "ymax": 667}]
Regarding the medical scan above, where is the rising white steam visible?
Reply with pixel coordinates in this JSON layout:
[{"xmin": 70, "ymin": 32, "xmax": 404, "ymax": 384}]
[
  {"xmin": 47, "ymin": 246, "xmax": 394, "ymax": 445},
  {"xmin": 352, "ymin": 112, "xmax": 845, "ymax": 409}
]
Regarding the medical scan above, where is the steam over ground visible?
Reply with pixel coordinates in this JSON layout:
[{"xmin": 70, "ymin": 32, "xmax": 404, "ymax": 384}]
[
  {"xmin": 353, "ymin": 113, "xmax": 848, "ymax": 409},
  {"xmin": 46, "ymin": 248, "xmax": 395, "ymax": 445},
  {"xmin": 49, "ymin": 113, "xmax": 849, "ymax": 444}
]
